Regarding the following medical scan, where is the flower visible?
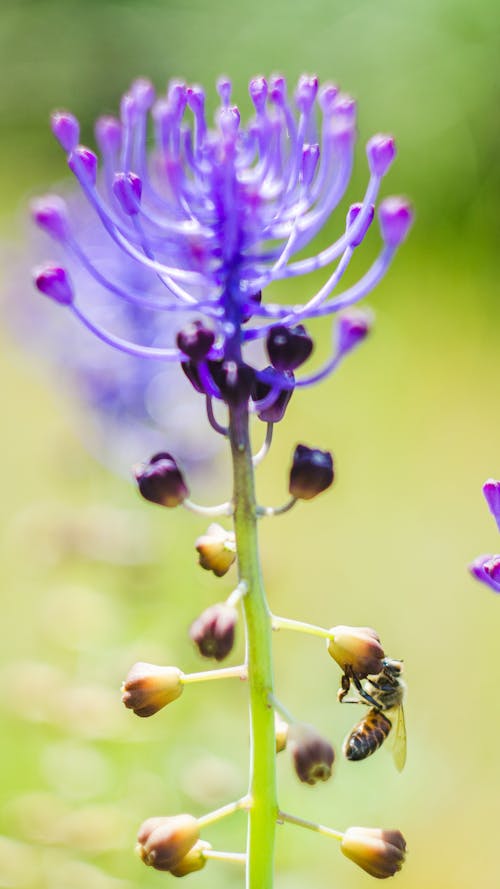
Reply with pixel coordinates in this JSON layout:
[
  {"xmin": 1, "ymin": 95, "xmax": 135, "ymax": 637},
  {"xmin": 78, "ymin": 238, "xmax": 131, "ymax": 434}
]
[
  {"xmin": 137, "ymin": 814, "xmax": 199, "ymax": 871},
  {"xmin": 289, "ymin": 444, "xmax": 334, "ymax": 500},
  {"xmin": 340, "ymin": 826, "xmax": 406, "ymax": 878},
  {"xmin": 134, "ymin": 452, "xmax": 189, "ymax": 507},
  {"xmin": 121, "ymin": 662, "xmax": 184, "ymax": 716},
  {"xmin": 33, "ymin": 75, "xmax": 412, "ymax": 420},
  {"xmin": 195, "ymin": 523, "xmax": 237, "ymax": 576},
  {"xmin": 189, "ymin": 603, "xmax": 238, "ymax": 661},
  {"xmin": 327, "ymin": 625, "xmax": 385, "ymax": 678},
  {"xmin": 288, "ymin": 723, "xmax": 335, "ymax": 785},
  {"xmin": 470, "ymin": 479, "xmax": 500, "ymax": 593}
]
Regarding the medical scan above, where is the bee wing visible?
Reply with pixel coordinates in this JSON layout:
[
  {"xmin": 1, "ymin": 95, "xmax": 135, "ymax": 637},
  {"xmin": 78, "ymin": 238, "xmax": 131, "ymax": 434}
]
[{"xmin": 391, "ymin": 705, "xmax": 407, "ymax": 772}]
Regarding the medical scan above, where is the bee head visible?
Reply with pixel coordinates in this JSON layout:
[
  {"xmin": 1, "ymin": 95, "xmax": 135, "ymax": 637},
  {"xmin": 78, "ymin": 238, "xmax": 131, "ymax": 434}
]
[{"xmin": 382, "ymin": 658, "xmax": 403, "ymax": 677}]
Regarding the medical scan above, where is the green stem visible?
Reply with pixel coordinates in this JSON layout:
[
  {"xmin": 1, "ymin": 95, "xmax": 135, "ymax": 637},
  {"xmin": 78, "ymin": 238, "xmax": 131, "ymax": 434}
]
[{"xmin": 229, "ymin": 404, "xmax": 277, "ymax": 889}]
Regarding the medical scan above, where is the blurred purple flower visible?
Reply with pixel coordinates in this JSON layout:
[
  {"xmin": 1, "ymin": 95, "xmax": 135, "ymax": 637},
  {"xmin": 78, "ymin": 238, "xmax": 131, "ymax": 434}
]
[{"xmin": 470, "ymin": 479, "xmax": 500, "ymax": 594}]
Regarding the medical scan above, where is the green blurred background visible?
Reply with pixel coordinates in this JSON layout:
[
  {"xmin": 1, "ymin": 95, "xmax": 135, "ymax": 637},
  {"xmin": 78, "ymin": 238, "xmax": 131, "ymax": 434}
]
[{"xmin": 1, "ymin": 1, "xmax": 500, "ymax": 887}]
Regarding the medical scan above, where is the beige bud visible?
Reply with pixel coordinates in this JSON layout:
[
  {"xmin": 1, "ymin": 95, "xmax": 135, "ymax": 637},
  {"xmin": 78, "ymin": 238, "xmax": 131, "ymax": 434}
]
[
  {"xmin": 275, "ymin": 713, "xmax": 289, "ymax": 753},
  {"xmin": 137, "ymin": 814, "xmax": 199, "ymax": 871},
  {"xmin": 288, "ymin": 723, "xmax": 335, "ymax": 785},
  {"xmin": 122, "ymin": 662, "xmax": 184, "ymax": 717},
  {"xmin": 195, "ymin": 523, "xmax": 237, "ymax": 577},
  {"xmin": 170, "ymin": 839, "xmax": 211, "ymax": 877},
  {"xmin": 327, "ymin": 626, "xmax": 385, "ymax": 678},
  {"xmin": 341, "ymin": 827, "xmax": 406, "ymax": 878}
]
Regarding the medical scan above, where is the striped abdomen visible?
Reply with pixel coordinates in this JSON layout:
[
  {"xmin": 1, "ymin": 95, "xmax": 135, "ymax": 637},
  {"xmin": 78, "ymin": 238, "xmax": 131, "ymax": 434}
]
[{"xmin": 343, "ymin": 708, "xmax": 392, "ymax": 762}]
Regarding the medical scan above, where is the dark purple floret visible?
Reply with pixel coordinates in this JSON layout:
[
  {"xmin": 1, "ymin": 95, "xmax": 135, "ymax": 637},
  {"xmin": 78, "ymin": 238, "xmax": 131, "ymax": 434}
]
[
  {"xmin": 266, "ymin": 325, "xmax": 313, "ymax": 372},
  {"xmin": 209, "ymin": 360, "xmax": 255, "ymax": 406},
  {"xmin": 189, "ymin": 603, "xmax": 238, "ymax": 661},
  {"xmin": 181, "ymin": 361, "xmax": 205, "ymax": 393},
  {"xmin": 176, "ymin": 321, "xmax": 215, "ymax": 361},
  {"xmin": 134, "ymin": 452, "xmax": 189, "ymax": 507},
  {"xmin": 252, "ymin": 367, "xmax": 294, "ymax": 423},
  {"xmin": 289, "ymin": 444, "xmax": 334, "ymax": 500}
]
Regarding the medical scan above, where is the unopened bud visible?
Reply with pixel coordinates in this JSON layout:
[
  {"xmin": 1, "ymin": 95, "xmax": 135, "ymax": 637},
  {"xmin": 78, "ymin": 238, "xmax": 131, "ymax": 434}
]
[
  {"xmin": 275, "ymin": 713, "xmax": 289, "ymax": 753},
  {"xmin": 366, "ymin": 134, "xmax": 396, "ymax": 178},
  {"xmin": 176, "ymin": 321, "xmax": 215, "ymax": 360},
  {"xmin": 346, "ymin": 202, "xmax": 375, "ymax": 247},
  {"xmin": 252, "ymin": 367, "xmax": 294, "ymax": 423},
  {"xmin": 51, "ymin": 110, "xmax": 80, "ymax": 152},
  {"xmin": 68, "ymin": 146, "xmax": 98, "ymax": 185},
  {"xmin": 341, "ymin": 827, "xmax": 406, "ymax": 878},
  {"xmin": 189, "ymin": 603, "xmax": 238, "ymax": 661},
  {"xmin": 34, "ymin": 265, "xmax": 74, "ymax": 305},
  {"xmin": 170, "ymin": 840, "xmax": 211, "ymax": 877},
  {"xmin": 134, "ymin": 452, "xmax": 189, "ymax": 507},
  {"xmin": 122, "ymin": 662, "xmax": 184, "ymax": 717},
  {"xmin": 266, "ymin": 324, "xmax": 313, "ymax": 372},
  {"xmin": 483, "ymin": 479, "xmax": 500, "ymax": 532},
  {"xmin": 195, "ymin": 523, "xmax": 236, "ymax": 577},
  {"xmin": 327, "ymin": 626, "xmax": 384, "ymax": 678},
  {"xmin": 288, "ymin": 723, "xmax": 335, "ymax": 785},
  {"xmin": 378, "ymin": 197, "xmax": 413, "ymax": 247},
  {"xmin": 289, "ymin": 444, "xmax": 334, "ymax": 500},
  {"xmin": 137, "ymin": 814, "xmax": 199, "ymax": 871},
  {"xmin": 337, "ymin": 309, "xmax": 372, "ymax": 356},
  {"xmin": 113, "ymin": 171, "xmax": 142, "ymax": 215},
  {"xmin": 209, "ymin": 360, "xmax": 255, "ymax": 406}
]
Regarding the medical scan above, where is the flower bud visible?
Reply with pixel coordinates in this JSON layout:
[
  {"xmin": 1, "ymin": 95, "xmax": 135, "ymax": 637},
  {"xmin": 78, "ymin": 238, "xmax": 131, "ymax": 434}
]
[
  {"xmin": 209, "ymin": 360, "xmax": 255, "ymax": 406},
  {"xmin": 137, "ymin": 814, "xmax": 199, "ymax": 871},
  {"xmin": 275, "ymin": 713, "xmax": 288, "ymax": 753},
  {"xmin": 469, "ymin": 554, "xmax": 500, "ymax": 593},
  {"xmin": 170, "ymin": 840, "xmax": 211, "ymax": 877},
  {"xmin": 51, "ymin": 110, "xmax": 80, "ymax": 152},
  {"xmin": 134, "ymin": 452, "xmax": 189, "ymax": 507},
  {"xmin": 340, "ymin": 827, "xmax": 406, "ymax": 878},
  {"xmin": 95, "ymin": 115, "xmax": 122, "ymax": 154},
  {"xmin": 189, "ymin": 603, "xmax": 238, "ymax": 661},
  {"xmin": 346, "ymin": 202, "xmax": 375, "ymax": 247},
  {"xmin": 327, "ymin": 626, "xmax": 385, "ymax": 678},
  {"xmin": 337, "ymin": 309, "xmax": 372, "ymax": 356},
  {"xmin": 195, "ymin": 523, "xmax": 236, "ymax": 577},
  {"xmin": 366, "ymin": 134, "xmax": 396, "ymax": 178},
  {"xmin": 68, "ymin": 146, "xmax": 98, "ymax": 185},
  {"xmin": 34, "ymin": 265, "xmax": 74, "ymax": 305},
  {"xmin": 289, "ymin": 444, "xmax": 334, "ymax": 500},
  {"xmin": 252, "ymin": 367, "xmax": 294, "ymax": 423},
  {"xmin": 288, "ymin": 724, "xmax": 335, "ymax": 785},
  {"xmin": 176, "ymin": 321, "xmax": 215, "ymax": 360},
  {"xmin": 122, "ymin": 662, "xmax": 184, "ymax": 717},
  {"xmin": 378, "ymin": 197, "xmax": 413, "ymax": 246},
  {"xmin": 113, "ymin": 171, "xmax": 142, "ymax": 215},
  {"xmin": 483, "ymin": 478, "xmax": 500, "ymax": 531},
  {"xmin": 484, "ymin": 556, "xmax": 500, "ymax": 585},
  {"xmin": 31, "ymin": 195, "xmax": 70, "ymax": 242},
  {"xmin": 266, "ymin": 324, "xmax": 313, "ymax": 372}
]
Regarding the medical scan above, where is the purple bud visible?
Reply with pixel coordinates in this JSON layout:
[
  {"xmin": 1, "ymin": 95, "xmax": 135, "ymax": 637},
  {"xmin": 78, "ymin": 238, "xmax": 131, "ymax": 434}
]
[
  {"xmin": 190, "ymin": 603, "xmax": 238, "ymax": 661},
  {"xmin": 346, "ymin": 203, "xmax": 375, "ymax": 247},
  {"xmin": 209, "ymin": 360, "xmax": 255, "ymax": 407},
  {"xmin": 113, "ymin": 172, "xmax": 142, "ymax": 215},
  {"xmin": 120, "ymin": 92, "xmax": 137, "ymax": 125},
  {"xmin": 329, "ymin": 94, "xmax": 357, "ymax": 145},
  {"xmin": 318, "ymin": 82, "xmax": 339, "ymax": 113},
  {"xmin": 269, "ymin": 75, "xmax": 286, "ymax": 104},
  {"xmin": 216, "ymin": 77, "xmax": 232, "ymax": 106},
  {"xmin": 337, "ymin": 310, "xmax": 373, "ymax": 356},
  {"xmin": 167, "ymin": 79, "xmax": 188, "ymax": 116},
  {"xmin": 187, "ymin": 85, "xmax": 205, "ymax": 114},
  {"xmin": 252, "ymin": 367, "xmax": 294, "ymax": 423},
  {"xmin": 483, "ymin": 479, "xmax": 500, "ymax": 532},
  {"xmin": 131, "ymin": 77, "xmax": 156, "ymax": 111},
  {"xmin": 295, "ymin": 74, "xmax": 319, "ymax": 113},
  {"xmin": 366, "ymin": 134, "xmax": 396, "ymax": 177},
  {"xmin": 31, "ymin": 195, "xmax": 69, "ymax": 242},
  {"xmin": 470, "ymin": 555, "xmax": 500, "ymax": 593},
  {"xmin": 134, "ymin": 452, "xmax": 189, "ymax": 508},
  {"xmin": 95, "ymin": 116, "xmax": 122, "ymax": 154},
  {"xmin": 176, "ymin": 321, "xmax": 215, "ymax": 361},
  {"xmin": 218, "ymin": 106, "xmax": 240, "ymax": 136},
  {"xmin": 50, "ymin": 110, "xmax": 80, "ymax": 152},
  {"xmin": 249, "ymin": 76, "xmax": 268, "ymax": 113},
  {"xmin": 34, "ymin": 265, "xmax": 74, "ymax": 305},
  {"xmin": 484, "ymin": 556, "xmax": 500, "ymax": 585},
  {"xmin": 68, "ymin": 147, "xmax": 98, "ymax": 185},
  {"xmin": 301, "ymin": 144, "xmax": 320, "ymax": 186},
  {"xmin": 378, "ymin": 197, "xmax": 414, "ymax": 246},
  {"xmin": 266, "ymin": 324, "xmax": 313, "ymax": 372},
  {"xmin": 289, "ymin": 444, "xmax": 334, "ymax": 500}
]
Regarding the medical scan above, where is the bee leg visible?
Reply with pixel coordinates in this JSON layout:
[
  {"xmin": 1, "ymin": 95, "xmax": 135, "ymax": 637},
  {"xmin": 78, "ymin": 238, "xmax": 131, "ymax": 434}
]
[
  {"xmin": 351, "ymin": 671, "xmax": 379, "ymax": 708},
  {"xmin": 337, "ymin": 672, "xmax": 351, "ymax": 702}
]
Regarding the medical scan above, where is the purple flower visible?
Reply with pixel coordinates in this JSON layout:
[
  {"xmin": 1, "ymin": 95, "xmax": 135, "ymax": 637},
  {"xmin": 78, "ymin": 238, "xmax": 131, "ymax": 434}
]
[
  {"xmin": 470, "ymin": 479, "xmax": 500, "ymax": 593},
  {"xmin": 32, "ymin": 74, "xmax": 412, "ymax": 426}
]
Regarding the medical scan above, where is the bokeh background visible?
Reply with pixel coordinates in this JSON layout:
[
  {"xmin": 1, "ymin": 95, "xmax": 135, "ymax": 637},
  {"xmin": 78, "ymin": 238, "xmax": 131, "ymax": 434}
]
[{"xmin": 1, "ymin": 1, "xmax": 500, "ymax": 887}]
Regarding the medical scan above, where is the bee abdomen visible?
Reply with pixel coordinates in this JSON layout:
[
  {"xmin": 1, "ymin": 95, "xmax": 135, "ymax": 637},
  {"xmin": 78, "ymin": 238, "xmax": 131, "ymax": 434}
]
[{"xmin": 343, "ymin": 709, "xmax": 392, "ymax": 762}]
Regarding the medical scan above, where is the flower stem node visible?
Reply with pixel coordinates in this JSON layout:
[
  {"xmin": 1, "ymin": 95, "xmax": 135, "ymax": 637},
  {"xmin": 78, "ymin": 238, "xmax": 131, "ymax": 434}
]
[
  {"xmin": 137, "ymin": 814, "xmax": 200, "ymax": 872},
  {"xmin": 340, "ymin": 827, "xmax": 406, "ymax": 878},
  {"xmin": 134, "ymin": 452, "xmax": 189, "ymax": 507},
  {"xmin": 289, "ymin": 444, "xmax": 334, "ymax": 500},
  {"xmin": 266, "ymin": 325, "xmax": 314, "ymax": 372},
  {"xmin": 483, "ymin": 479, "xmax": 500, "ymax": 532},
  {"xmin": 177, "ymin": 321, "xmax": 215, "ymax": 360},
  {"xmin": 327, "ymin": 626, "xmax": 385, "ymax": 678},
  {"xmin": 378, "ymin": 197, "xmax": 414, "ymax": 246},
  {"xmin": 122, "ymin": 662, "xmax": 184, "ymax": 717},
  {"xmin": 190, "ymin": 603, "xmax": 238, "ymax": 661},
  {"xmin": 195, "ymin": 523, "xmax": 237, "ymax": 576},
  {"xmin": 34, "ymin": 265, "xmax": 74, "ymax": 305},
  {"xmin": 288, "ymin": 723, "xmax": 335, "ymax": 785},
  {"xmin": 170, "ymin": 840, "xmax": 211, "ymax": 877},
  {"xmin": 50, "ymin": 110, "xmax": 80, "ymax": 152}
]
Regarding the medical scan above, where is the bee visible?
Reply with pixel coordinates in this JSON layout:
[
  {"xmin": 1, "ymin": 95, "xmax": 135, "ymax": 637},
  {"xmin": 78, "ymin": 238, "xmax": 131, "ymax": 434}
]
[{"xmin": 339, "ymin": 658, "xmax": 407, "ymax": 771}]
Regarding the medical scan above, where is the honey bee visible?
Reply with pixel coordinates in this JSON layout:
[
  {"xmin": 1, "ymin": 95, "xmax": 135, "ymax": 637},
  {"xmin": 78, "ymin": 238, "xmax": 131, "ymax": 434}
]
[{"xmin": 339, "ymin": 658, "xmax": 407, "ymax": 771}]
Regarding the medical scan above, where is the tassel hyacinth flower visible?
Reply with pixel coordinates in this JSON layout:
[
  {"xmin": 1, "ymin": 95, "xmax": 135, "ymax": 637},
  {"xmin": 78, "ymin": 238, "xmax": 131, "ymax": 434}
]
[
  {"xmin": 470, "ymin": 478, "xmax": 500, "ymax": 593},
  {"xmin": 33, "ymin": 74, "xmax": 412, "ymax": 888}
]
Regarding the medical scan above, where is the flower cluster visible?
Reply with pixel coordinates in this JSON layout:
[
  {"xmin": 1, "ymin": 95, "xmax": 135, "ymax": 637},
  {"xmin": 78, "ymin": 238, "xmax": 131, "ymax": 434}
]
[
  {"xmin": 33, "ymin": 73, "xmax": 411, "ymax": 886},
  {"xmin": 470, "ymin": 479, "xmax": 500, "ymax": 592}
]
